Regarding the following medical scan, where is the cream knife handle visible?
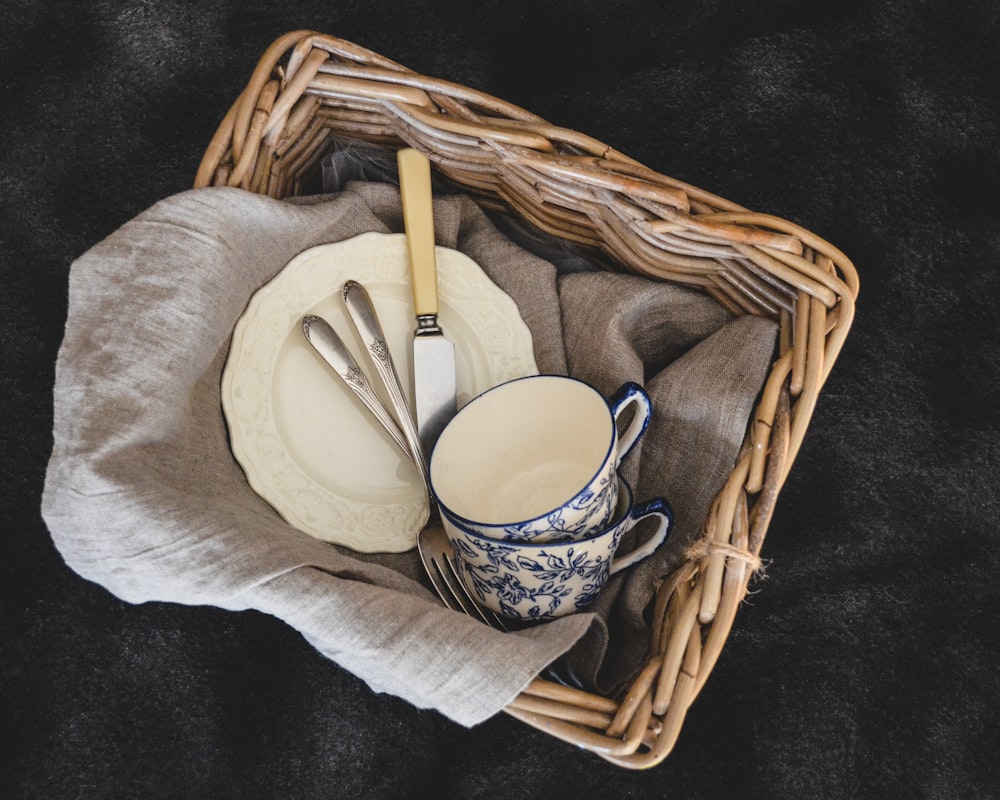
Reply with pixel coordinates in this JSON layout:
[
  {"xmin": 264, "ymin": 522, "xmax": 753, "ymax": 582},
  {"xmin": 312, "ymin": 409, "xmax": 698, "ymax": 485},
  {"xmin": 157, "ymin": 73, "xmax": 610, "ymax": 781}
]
[{"xmin": 397, "ymin": 148, "xmax": 438, "ymax": 317}]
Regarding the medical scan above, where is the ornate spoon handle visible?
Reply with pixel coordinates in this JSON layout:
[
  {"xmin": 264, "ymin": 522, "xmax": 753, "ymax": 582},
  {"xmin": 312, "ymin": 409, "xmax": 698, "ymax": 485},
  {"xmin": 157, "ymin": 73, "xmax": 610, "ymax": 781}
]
[
  {"xmin": 341, "ymin": 279, "xmax": 429, "ymax": 490},
  {"xmin": 301, "ymin": 314, "xmax": 411, "ymax": 459}
]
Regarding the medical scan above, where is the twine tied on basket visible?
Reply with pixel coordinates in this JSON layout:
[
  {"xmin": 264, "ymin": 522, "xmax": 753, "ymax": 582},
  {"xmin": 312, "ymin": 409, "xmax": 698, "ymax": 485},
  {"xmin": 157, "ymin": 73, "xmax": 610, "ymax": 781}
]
[{"xmin": 683, "ymin": 536, "xmax": 765, "ymax": 575}]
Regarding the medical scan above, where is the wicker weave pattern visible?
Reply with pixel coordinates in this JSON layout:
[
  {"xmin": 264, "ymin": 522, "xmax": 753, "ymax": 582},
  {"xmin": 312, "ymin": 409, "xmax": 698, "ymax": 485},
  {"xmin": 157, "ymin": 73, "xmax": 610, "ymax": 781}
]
[{"xmin": 196, "ymin": 30, "xmax": 858, "ymax": 768}]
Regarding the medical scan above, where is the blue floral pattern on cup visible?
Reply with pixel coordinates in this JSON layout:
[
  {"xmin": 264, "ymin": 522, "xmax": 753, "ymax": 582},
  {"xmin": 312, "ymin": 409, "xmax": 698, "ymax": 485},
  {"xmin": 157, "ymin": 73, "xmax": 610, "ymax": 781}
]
[
  {"xmin": 452, "ymin": 537, "xmax": 617, "ymax": 619},
  {"xmin": 442, "ymin": 478, "xmax": 673, "ymax": 621}
]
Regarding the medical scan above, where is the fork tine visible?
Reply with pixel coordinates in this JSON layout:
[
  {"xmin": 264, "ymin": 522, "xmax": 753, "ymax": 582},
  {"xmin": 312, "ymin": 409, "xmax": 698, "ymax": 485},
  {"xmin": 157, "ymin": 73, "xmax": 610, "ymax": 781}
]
[
  {"xmin": 440, "ymin": 550, "xmax": 510, "ymax": 632},
  {"xmin": 418, "ymin": 525, "xmax": 509, "ymax": 632},
  {"xmin": 430, "ymin": 553, "xmax": 495, "ymax": 627},
  {"xmin": 422, "ymin": 552, "xmax": 462, "ymax": 613}
]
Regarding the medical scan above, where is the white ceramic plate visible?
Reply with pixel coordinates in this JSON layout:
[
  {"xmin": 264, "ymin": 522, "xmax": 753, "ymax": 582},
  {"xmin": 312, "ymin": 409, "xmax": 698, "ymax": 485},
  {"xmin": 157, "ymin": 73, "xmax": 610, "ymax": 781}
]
[{"xmin": 222, "ymin": 232, "xmax": 537, "ymax": 553}]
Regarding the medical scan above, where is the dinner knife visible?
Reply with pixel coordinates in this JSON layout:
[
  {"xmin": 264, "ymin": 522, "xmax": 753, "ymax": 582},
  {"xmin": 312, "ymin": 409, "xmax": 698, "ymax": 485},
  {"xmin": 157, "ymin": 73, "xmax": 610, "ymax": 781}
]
[{"xmin": 397, "ymin": 147, "xmax": 457, "ymax": 458}]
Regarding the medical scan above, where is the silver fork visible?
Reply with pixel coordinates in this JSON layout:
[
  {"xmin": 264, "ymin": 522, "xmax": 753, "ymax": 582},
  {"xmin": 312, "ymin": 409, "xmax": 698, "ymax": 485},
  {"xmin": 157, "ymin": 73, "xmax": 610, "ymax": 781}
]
[{"xmin": 417, "ymin": 524, "xmax": 509, "ymax": 632}]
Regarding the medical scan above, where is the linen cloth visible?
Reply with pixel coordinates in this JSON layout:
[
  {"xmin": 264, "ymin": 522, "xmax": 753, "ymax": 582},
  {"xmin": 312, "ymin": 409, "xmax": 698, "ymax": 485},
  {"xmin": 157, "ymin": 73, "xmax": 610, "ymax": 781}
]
[{"xmin": 42, "ymin": 182, "xmax": 776, "ymax": 726}]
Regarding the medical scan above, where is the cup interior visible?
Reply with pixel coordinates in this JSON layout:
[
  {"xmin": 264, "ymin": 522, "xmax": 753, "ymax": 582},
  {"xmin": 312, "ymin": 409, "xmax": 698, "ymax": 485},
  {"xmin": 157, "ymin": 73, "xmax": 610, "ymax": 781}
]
[{"xmin": 430, "ymin": 375, "xmax": 616, "ymax": 525}]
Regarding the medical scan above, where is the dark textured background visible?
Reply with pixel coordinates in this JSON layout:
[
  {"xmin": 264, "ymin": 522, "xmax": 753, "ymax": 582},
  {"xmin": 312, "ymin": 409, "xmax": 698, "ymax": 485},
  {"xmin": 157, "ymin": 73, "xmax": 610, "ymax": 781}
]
[{"xmin": 3, "ymin": 1, "xmax": 998, "ymax": 798}]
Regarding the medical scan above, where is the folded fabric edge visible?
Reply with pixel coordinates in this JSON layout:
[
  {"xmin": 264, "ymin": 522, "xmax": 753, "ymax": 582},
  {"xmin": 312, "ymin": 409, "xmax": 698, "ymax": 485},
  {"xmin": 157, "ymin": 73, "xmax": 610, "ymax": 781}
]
[{"xmin": 246, "ymin": 565, "xmax": 598, "ymax": 728}]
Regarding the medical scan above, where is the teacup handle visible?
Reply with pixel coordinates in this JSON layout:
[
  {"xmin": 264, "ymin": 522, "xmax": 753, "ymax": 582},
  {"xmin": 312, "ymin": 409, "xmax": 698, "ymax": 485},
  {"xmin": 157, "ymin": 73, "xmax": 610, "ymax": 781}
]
[
  {"xmin": 608, "ymin": 497, "xmax": 673, "ymax": 576},
  {"xmin": 609, "ymin": 381, "xmax": 652, "ymax": 465}
]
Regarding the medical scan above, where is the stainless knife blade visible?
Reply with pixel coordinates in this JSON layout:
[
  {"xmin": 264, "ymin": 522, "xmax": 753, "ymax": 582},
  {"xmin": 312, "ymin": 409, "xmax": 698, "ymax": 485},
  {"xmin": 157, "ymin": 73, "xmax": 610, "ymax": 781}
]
[{"xmin": 397, "ymin": 148, "xmax": 457, "ymax": 457}]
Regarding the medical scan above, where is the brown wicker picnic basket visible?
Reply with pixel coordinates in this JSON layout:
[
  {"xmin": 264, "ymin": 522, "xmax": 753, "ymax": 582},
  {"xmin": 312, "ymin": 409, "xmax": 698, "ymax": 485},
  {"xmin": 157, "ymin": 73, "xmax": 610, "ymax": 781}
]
[{"xmin": 195, "ymin": 30, "xmax": 858, "ymax": 769}]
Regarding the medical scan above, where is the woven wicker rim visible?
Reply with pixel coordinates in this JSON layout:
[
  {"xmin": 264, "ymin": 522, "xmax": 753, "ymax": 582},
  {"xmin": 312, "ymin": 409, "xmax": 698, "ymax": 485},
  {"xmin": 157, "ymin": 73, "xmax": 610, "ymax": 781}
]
[{"xmin": 195, "ymin": 30, "xmax": 858, "ymax": 769}]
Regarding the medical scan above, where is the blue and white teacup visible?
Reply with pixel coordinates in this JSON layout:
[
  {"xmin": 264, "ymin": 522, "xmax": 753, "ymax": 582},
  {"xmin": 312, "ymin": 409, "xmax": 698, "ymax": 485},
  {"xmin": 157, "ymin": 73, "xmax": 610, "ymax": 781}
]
[
  {"xmin": 442, "ymin": 477, "xmax": 673, "ymax": 621},
  {"xmin": 429, "ymin": 375, "xmax": 652, "ymax": 544}
]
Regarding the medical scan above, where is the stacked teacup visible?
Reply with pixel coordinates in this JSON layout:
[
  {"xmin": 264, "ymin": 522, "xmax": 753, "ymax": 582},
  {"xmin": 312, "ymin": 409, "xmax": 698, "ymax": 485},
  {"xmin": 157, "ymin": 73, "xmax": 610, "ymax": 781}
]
[{"xmin": 429, "ymin": 375, "xmax": 673, "ymax": 622}]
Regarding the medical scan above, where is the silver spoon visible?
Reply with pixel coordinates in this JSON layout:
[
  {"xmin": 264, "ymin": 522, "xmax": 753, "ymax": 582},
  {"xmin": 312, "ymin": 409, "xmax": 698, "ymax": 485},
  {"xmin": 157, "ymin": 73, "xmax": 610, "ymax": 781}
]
[
  {"xmin": 301, "ymin": 314, "xmax": 411, "ymax": 459},
  {"xmin": 341, "ymin": 279, "xmax": 429, "ymax": 490}
]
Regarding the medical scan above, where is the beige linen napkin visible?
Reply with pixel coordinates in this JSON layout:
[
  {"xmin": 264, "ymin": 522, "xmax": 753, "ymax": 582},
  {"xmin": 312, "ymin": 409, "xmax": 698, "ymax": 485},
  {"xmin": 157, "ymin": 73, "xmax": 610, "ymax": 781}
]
[{"xmin": 42, "ymin": 182, "xmax": 776, "ymax": 725}]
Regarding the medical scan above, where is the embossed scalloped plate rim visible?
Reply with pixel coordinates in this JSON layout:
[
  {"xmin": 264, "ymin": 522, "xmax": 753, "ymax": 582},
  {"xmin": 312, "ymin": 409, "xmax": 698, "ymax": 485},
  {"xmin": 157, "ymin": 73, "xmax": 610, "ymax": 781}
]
[{"xmin": 221, "ymin": 232, "xmax": 538, "ymax": 553}]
